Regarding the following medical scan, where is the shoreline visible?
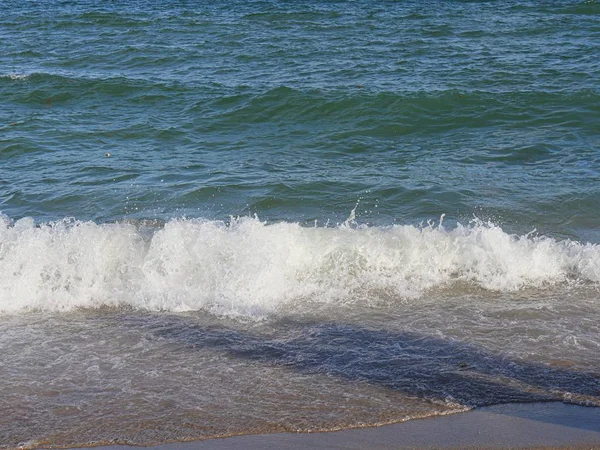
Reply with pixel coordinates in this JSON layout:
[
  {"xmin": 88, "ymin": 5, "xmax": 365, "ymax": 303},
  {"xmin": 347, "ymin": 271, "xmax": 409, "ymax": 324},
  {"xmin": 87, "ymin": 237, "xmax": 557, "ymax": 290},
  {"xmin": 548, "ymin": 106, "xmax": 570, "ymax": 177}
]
[{"xmin": 59, "ymin": 402, "xmax": 600, "ymax": 450}]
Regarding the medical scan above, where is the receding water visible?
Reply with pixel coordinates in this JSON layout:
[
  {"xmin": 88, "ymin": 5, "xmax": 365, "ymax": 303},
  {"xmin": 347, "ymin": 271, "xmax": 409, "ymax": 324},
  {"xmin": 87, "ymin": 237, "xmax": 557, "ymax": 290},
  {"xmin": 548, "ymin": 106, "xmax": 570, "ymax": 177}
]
[{"xmin": 0, "ymin": 0, "xmax": 599, "ymax": 448}]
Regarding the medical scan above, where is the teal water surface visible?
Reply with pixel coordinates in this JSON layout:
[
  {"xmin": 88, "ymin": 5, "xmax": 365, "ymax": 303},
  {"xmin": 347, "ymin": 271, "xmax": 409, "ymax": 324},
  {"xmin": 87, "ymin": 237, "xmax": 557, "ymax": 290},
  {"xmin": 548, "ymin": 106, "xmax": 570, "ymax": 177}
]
[{"xmin": 1, "ymin": 0, "xmax": 599, "ymax": 239}]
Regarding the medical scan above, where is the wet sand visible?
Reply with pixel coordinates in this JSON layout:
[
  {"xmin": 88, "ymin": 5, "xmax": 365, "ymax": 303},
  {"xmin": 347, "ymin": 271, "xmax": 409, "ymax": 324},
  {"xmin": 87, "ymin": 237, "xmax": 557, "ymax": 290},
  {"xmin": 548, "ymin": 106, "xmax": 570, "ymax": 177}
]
[{"xmin": 68, "ymin": 402, "xmax": 600, "ymax": 450}]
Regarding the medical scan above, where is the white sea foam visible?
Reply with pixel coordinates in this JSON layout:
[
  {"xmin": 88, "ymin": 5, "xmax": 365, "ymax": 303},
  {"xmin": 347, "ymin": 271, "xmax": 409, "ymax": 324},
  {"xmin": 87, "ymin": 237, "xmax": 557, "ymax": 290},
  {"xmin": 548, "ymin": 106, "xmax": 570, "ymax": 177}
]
[
  {"xmin": 4, "ymin": 73, "xmax": 31, "ymax": 80},
  {"xmin": 0, "ymin": 215, "xmax": 598, "ymax": 316}
]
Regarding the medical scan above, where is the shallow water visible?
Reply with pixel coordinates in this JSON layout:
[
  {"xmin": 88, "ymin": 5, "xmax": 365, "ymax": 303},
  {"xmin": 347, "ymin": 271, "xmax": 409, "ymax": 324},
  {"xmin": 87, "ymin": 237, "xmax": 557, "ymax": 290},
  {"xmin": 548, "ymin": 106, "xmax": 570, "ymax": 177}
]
[{"xmin": 1, "ymin": 0, "xmax": 599, "ymax": 448}]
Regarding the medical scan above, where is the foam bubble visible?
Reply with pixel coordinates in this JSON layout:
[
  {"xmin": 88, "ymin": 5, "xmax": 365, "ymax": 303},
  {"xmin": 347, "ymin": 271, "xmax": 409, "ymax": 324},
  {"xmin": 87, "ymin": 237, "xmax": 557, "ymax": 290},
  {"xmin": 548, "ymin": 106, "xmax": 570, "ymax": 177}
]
[{"xmin": 0, "ymin": 215, "xmax": 598, "ymax": 316}]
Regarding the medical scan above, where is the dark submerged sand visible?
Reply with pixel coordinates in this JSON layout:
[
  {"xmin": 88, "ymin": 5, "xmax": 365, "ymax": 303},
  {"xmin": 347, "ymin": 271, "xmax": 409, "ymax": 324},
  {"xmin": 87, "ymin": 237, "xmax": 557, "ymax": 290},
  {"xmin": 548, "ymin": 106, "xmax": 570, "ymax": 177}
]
[{"xmin": 64, "ymin": 402, "xmax": 600, "ymax": 450}]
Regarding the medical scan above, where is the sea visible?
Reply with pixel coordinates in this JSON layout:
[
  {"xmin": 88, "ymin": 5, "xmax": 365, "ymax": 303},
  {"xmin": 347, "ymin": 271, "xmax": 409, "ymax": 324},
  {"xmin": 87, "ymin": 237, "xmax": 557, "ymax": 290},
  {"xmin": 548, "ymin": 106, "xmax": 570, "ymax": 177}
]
[{"xmin": 1, "ymin": 0, "xmax": 599, "ymax": 448}]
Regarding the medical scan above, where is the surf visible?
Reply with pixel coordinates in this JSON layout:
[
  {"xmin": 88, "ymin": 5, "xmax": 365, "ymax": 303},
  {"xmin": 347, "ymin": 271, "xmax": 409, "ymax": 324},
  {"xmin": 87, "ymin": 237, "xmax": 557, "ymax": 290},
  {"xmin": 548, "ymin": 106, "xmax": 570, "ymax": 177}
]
[{"xmin": 1, "ymin": 214, "xmax": 598, "ymax": 316}]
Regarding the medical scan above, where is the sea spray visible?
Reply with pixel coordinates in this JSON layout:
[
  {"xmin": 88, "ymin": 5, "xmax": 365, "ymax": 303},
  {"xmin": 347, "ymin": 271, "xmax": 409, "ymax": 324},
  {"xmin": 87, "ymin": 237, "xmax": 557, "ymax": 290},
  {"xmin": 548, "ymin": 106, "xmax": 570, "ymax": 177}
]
[{"xmin": 1, "ymin": 214, "xmax": 598, "ymax": 316}]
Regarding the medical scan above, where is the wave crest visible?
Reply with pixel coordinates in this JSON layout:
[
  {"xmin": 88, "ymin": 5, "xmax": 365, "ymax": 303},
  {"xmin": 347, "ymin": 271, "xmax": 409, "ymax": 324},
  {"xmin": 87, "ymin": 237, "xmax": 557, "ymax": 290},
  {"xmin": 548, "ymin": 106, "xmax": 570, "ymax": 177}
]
[{"xmin": 0, "ymin": 215, "xmax": 598, "ymax": 316}]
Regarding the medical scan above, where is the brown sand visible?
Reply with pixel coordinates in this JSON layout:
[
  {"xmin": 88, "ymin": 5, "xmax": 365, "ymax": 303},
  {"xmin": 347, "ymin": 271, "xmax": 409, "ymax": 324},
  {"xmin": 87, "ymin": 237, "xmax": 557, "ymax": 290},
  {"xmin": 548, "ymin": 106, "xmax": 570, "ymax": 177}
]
[{"xmin": 65, "ymin": 402, "xmax": 600, "ymax": 450}]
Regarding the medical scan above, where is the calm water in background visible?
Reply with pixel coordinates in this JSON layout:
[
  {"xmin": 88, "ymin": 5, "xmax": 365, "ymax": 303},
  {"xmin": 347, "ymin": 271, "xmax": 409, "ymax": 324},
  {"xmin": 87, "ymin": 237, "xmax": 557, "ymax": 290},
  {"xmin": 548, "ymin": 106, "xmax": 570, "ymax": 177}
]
[{"xmin": 1, "ymin": 1, "xmax": 599, "ymax": 447}]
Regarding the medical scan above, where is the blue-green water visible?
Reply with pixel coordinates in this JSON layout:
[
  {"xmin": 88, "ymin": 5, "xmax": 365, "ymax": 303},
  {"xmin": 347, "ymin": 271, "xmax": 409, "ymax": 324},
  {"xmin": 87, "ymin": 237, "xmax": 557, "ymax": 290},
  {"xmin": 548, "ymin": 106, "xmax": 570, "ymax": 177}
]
[
  {"xmin": 1, "ymin": 1, "xmax": 599, "ymax": 448},
  {"xmin": 2, "ymin": 0, "xmax": 599, "ymax": 237}
]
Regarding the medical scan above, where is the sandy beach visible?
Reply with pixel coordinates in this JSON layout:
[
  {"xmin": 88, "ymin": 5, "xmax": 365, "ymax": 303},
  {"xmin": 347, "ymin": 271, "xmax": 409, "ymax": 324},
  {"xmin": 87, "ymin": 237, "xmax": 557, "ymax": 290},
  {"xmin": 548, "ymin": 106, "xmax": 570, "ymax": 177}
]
[{"xmin": 66, "ymin": 402, "xmax": 600, "ymax": 450}]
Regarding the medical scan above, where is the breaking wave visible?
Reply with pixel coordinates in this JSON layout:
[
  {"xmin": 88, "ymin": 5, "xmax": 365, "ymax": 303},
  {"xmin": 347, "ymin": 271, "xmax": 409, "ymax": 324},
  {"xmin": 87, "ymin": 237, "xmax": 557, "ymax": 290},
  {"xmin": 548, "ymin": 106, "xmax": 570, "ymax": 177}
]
[{"xmin": 1, "ymin": 214, "xmax": 599, "ymax": 316}]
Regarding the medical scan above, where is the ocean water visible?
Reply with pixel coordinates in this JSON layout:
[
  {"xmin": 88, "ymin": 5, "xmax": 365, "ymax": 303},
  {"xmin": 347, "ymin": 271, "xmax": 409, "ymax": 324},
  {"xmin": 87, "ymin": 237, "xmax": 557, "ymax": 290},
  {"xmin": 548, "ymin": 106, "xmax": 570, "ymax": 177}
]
[{"xmin": 1, "ymin": 0, "xmax": 599, "ymax": 447}]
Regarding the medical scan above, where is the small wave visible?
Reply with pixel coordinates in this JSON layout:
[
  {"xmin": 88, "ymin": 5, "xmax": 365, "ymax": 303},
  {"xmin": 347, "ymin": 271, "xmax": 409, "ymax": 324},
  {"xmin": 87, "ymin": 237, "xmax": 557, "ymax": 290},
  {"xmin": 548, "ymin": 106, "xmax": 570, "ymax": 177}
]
[
  {"xmin": 555, "ymin": 0, "xmax": 599, "ymax": 15},
  {"xmin": 199, "ymin": 86, "xmax": 600, "ymax": 134},
  {"xmin": 5, "ymin": 73, "xmax": 31, "ymax": 80},
  {"xmin": 0, "ymin": 215, "xmax": 598, "ymax": 316},
  {"xmin": 0, "ymin": 71, "xmax": 190, "ymax": 96},
  {"xmin": 0, "ymin": 72, "xmax": 74, "ymax": 82}
]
